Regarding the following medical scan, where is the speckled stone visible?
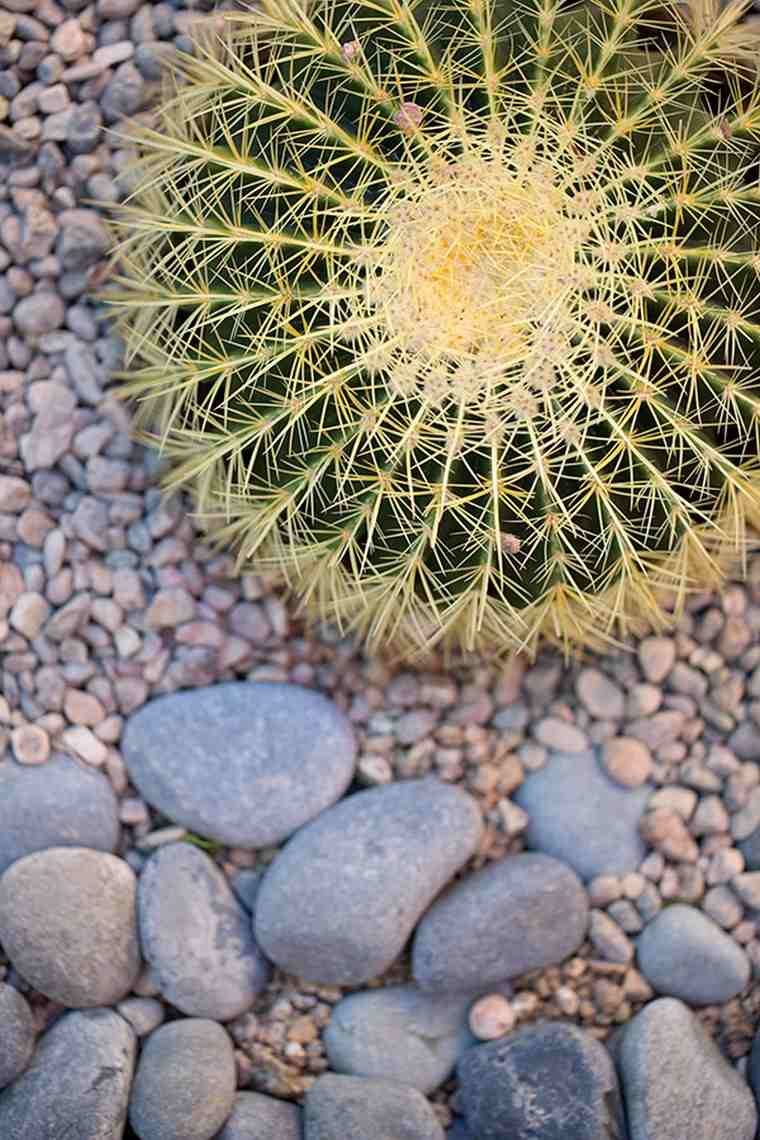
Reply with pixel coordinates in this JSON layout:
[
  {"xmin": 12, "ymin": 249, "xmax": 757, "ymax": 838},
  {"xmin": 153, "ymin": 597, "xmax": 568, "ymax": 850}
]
[
  {"xmin": 0, "ymin": 985, "xmax": 35, "ymax": 1090},
  {"xmin": 216, "ymin": 1092, "xmax": 302, "ymax": 1140},
  {"xmin": 304, "ymin": 1074, "xmax": 444, "ymax": 1140},
  {"xmin": 636, "ymin": 904, "xmax": 750, "ymax": 1004}
]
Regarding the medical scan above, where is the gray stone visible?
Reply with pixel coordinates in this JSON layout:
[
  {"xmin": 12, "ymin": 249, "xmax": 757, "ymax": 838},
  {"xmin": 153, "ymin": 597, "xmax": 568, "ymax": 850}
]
[
  {"xmin": 128, "ymin": 1019, "xmax": 236, "ymax": 1140},
  {"xmin": 255, "ymin": 778, "xmax": 483, "ymax": 985},
  {"xmin": 739, "ymin": 824, "xmax": 760, "ymax": 869},
  {"xmin": 0, "ymin": 985, "xmax": 34, "ymax": 1090},
  {"xmin": 0, "ymin": 754, "xmax": 119, "ymax": 874},
  {"xmin": 56, "ymin": 209, "xmax": 109, "ymax": 270},
  {"xmin": 458, "ymin": 1021, "xmax": 626, "ymax": 1140},
  {"xmin": 618, "ymin": 997, "xmax": 756, "ymax": 1140},
  {"xmin": 515, "ymin": 749, "xmax": 651, "ymax": 878},
  {"xmin": 323, "ymin": 984, "xmax": 473, "ymax": 1094},
  {"xmin": 216, "ymin": 1092, "xmax": 302, "ymax": 1140},
  {"xmin": 122, "ymin": 681, "xmax": 357, "ymax": 848},
  {"xmin": 0, "ymin": 847, "xmax": 141, "ymax": 1007},
  {"xmin": 0, "ymin": 1009, "xmax": 135, "ymax": 1140},
  {"xmin": 138, "ymin": 842, "xmax": 270, "ymax": 1021},
  {"xmin": 304, "ymin": 1074, "xmax": 444, "ymax": 1140},
  {"xmin": 636, "ymin": 904, "xmax": 750, "ymax": 1004},
  {"xmin": 412, "ymin": 853, "xmax": 589, "ymax": 994},
  {"xmin": 13, "ymin": 292, "xmax": 64, "ymax": 337}
]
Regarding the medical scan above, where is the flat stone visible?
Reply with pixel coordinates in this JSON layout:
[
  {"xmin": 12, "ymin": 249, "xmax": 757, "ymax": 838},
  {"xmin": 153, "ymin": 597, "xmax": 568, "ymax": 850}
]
[
  {"xmin": 145, "ymin": 586, "xmax": 195, "ymax": 627},
  {"xmin": 0, "ymin": 754, "xmax": 110, "ymax": 871},
  {"xmin": 304, "ymin": 1074, "xmax": 444, "ymax": 1140},
  {"xmin": 13, "ymin": 292, "xmax": 64, "ymax": 337},
  {"xmin": 0, "ymin": 984, "xmax": 35, "ymax": 1090},
  {"xmin": 638, "ymin": 636, "xmax": 676, "ymax": 683},
  {"xmin": 458, "ymin": 1020, "xmax": 626, "ymax": 1140},
  {"xmin": 515, "ymin": 749, "xmax": 651, "ymax": 879},
  {"xmin": 412, "ymin": 853, "xmax": 589, "ymax": 994},
  {"xmin": 10, "ymin": 724, "xmax": 49, "ymax": 765},
  {"xmin": 323, "ymin": 984, "xmax": 473, "ymax": 1094},
  {"xmin": 216, "ymin": 1092, "xmax": 302, "ymax": 1140},
  {"xmin": 128, "ymin": 1019, "xmax": 236, "ymax": 1140},
  {"xmin": 255, "ymin": 778, "xmax": 483, "ymax": 985},
  {"xmin": 576, "ymin": 668, "xmax": 625, "ymax": 720},
  {"xmin": 0, "ymin": 847, "xmax": 140, "ymax": 1007},
  {"xmin": 56, "ymin": 209, "xmax": 109, "ymax": 271},
  {"xmin": 122, "ymin": 681, "xmax": 357, "ymax": 847},
  {"xmin": 636, "ymin": 904, "xmax": 750, "ymax": 1004},
  {"xmin": 9, "ymin": 591, "xmax": 49, "ymax": 638},
  {"xmin": 601, "ymin": 737, "xmax": 653, "ymax": 788},
  {"xmin": 0, "ymin": 475, "xmax": 31, "ymax": 511},
  {"xmin": 618, "ymin": 997, "xmax": 756, "ymax": 1140},
  {"xmin": 0, "ymin": 1009, "xmax": 135, "ymax": 1140},
  {"xmin": 138, "ymin": 842, "xmax": 270, "ymax": 1020},
  {"xmin": 532, "ymin": 717, "xmax": 588, "ymax": 752}
]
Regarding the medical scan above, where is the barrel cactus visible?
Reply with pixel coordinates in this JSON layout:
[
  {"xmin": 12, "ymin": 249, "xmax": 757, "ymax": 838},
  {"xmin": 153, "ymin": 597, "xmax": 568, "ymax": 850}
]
[{"xmin": 109, "ymin": 0, "xmax": 760, "ymax": 658}]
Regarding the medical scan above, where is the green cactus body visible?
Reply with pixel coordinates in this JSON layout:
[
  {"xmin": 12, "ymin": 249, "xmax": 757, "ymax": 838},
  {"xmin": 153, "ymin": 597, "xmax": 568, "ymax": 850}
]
[{"xmin": 110, "ymin": 0, "xmax": 760, "ymax": 657}]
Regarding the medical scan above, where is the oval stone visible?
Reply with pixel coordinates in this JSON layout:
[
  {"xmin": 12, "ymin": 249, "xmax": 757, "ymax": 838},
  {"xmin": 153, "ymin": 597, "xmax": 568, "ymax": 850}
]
[
  {"xmin": 217, "ymin": 1092, "xmax": 302, "ymax": 1140},
  {"xmin": 0, "ymin": 754, "xmax": 119, "ymax": 874},
  {"xmin": 254, "ymin": 778, "xmax": 483, "ymax": 985},
  {"xmin": 412, "ymin": 853, "xmax": 588, "ymax": 993},
  {"xmin": 0, "ymin": 985, "xmax": 35, "ymax": 1091},
  {"xmin": 636, "ymin": 904, "xmax": 750, "ymax": 1004},
  {"xmin": 121, "ymin": 682, "xmax": 357, "ymax": 847},
  {"xmin": 138, "ymin": 842, "xmax": 270, "ymax": 1020},
  {"xmin": 0, "ymin": 847, "xmax": 141, "ymax": 1008},
  {"xmin": 304, "ymin": 1074, "xmax": 444, "ymax": 1140}
]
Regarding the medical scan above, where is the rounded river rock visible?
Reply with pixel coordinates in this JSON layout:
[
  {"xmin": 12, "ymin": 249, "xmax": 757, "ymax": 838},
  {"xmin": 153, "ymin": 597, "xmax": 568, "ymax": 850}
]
[
  {"xmin": 636, "ymin": 904, "xmax": 750, "ymax": 1004},
  {"xmin": 122, "ymin": 681, "xmax": 357, "ymax": 847},
  {"xmin": 304, "ymin": 1074, "xmax": 444, "ymax": 1140},
  {"xmin": 255, "ymin": 778, "xmax": 483, "ymax": 985}
]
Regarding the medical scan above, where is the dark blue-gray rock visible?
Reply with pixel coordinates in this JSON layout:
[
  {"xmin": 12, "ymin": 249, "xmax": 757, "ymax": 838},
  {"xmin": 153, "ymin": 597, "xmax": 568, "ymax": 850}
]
[
  {"xmin": 230, "ymin": 868, "xmax": 264, "ymax": 913},
  {"xmin": 446, "ymin": 1124, "xmax": 470, "ymax": 1140},
  {"xmin": 0, "ymin": 847, "xmax": 141, "ymax": 1008},
  {"xmin": 323, "ymin": 984, "xmax": 473, "ymax": 1094},
  {"xmin": 255, "ymin": 778, "xmax": 483, "ymax": 985},
  {"xmin": 457, "ymin": 1021, "xmax": 626, "ymax": 1140},
  {"xmin": 617, "ymin": 997, "xmax": 756, "ymax": 1140},
  {"xmin": 304, "ymin": 1074, "xmax": 444, "ymax": 1140},
  {"xmin": 0, "ymin": 984, "xmax": 35, "ymax": 1090},
  {"xmin": 515, "ymin": 749, "xmax": 652, "ymax": 878},
  {"xmin": 122, "ymin": 682, "xmax": 357, "ymax": 847},
  {"xmin": 216, "ymin": 1092, "xmax": 302, "ymax": 1140},
  {"xmin": 749, "ymin": 1025, "xmax": 760, "ymax": 1105},
  {"xmin": 636, "ymin": 904, "xmax": 749, "ymax": 1004},
  {"xmin": 412, "ymin": 853, "xmax": 588, "ymax": 994},
  {"xmin": 128, "ymin": 1019, "xmax": 236, "ymax": 1140},
  {"xmin": 0, "ymin": 1008, "xmax": 135, "ymax": 1140},
  {"xmin": 0, "ymin": 754, "xmax": 119, "ymax": 874},
  {"xmin": 138, "ymin": 842, "xmax": 270, "ymax": 1021},
  {"xmin": 739, "ymin": 825, "xmax": 760, "ymax": 870}
]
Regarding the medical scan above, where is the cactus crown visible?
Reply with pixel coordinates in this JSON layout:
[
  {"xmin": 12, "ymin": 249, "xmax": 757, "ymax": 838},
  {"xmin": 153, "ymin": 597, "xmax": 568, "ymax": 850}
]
[{"xmin": 110, "ymin": 0, "xmax": 760, "ymax": 658}]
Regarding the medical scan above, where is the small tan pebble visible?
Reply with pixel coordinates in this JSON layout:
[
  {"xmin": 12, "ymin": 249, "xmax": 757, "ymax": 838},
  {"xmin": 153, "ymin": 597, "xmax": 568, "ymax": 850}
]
[
  {"xmin": 648, "ymin": 786, "xmax": 697, "ymax": 819},
  {"xmin": 623, "ymin": 968, "xmax": 654, "ymax": 1003},
  {"xmin": 136, "ymin": 826, "xmax": 187, "ymax": 851},
  {"xmin": 639, "ymin": 808, "xmax": 699, "ymax": 862},
  {"xmin": 732, "ymin": 920, "xmax": 756, "ymax": 945},
  {"xmin": 496, "ymin": 798, "xmax": 529, "ymax": 836},
  {"xmin": 9, "ymin": 592, "xmax": 50, "ymax": 639},
  {"xmin": 94, "ymin": 715, "xmax": 123, "ymax": 744},
  {"xmin": 621, "ymin": 872, "xmax": 645, "ymax": 899},
  {"xmin": 576, "ymin": 668, "xmax": 624, "ymax": 720},
  {"xmin": 563, "ymin": 957, "xmax": 587, "ymax": 980},
  {"xmin": 602, "ymin": 737, "xmax": 653, "ymax": 788},
  {"xmin": 625, "ymin": 683, "xmax": 662, "ymax": 719},
  {"xmin": 511, "ymin": 991, "xmax": 539, "ymax": 1019},
  {"xmin": 638, "ymin": 636, "xmax": 676, "ymax": 683},
  {"xmin": 554, "ymin": 986, "xmax": 579, "ymax": 1016},
  {"xmin": 589, "ymin": 909, "xmax": 634, "ymax": 964},
  {"xmin": 63, "ymin": 688, "xmax": 105, "ymax": 727},
  {"xmin": 0, "ymin": 696, "xmax": 11, "ymax": 723},
  {"xmin": 10, "ymin": 723, "xmax": 50, "ymax": 765},
  {"xmin": 119, "ymin": 798, "xmax": 149, "ymax": 826},
  {"xmin": 284, "ymin": 1041, "xmax": 306, "ymax": 1062},
  {"xmin": 592, "ymin": 979, "xmax": 624, "ymax": 1014},
  {"xmin": 533, "ymin": 716, "xmax": 588, "ymax": 753},
  {"xmin": 60, "ymin": 724, "xmax": 107, "ymax": 768},
  {"xmin": 469, "ymin": 994, "xmax": 516, "ymax": 1040},
  {"xmin": 588, "ymin": 875, "xmax": 622, "ymax": 907},
  {"xmin": 287, "ymin": 1016, "xmax": 318, "ymax": 1045}
]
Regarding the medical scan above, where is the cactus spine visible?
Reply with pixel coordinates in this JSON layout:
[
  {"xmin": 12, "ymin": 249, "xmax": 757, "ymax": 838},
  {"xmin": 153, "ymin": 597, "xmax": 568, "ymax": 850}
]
[{"xmin": 110, "ymin": 0, "xmax": 760, "ymax": 657}]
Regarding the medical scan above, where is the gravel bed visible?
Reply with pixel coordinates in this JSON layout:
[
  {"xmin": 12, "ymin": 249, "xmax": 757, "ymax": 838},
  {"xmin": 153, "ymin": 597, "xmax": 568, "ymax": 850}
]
[{"xmin": 3, "ymin": 0, "xmax": 760, "ymax": 1136}]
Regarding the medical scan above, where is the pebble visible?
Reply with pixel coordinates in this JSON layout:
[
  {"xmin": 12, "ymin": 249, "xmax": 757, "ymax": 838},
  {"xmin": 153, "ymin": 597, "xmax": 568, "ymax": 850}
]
[
  {"xmin": 617, "ymin": 997, "xmax": 757, "ymax": 1140},
  {"xmin": 216, "ymin": 1092, "xmax": 302, "ymax": 1140},
  {"xmin": 532, "ymin": 716, "xmax": 588, "ymax": 752},
  {"xmin": 323, "ymin": 984, "xmax": 473, "ymax": 1094},
  {"xmin": 122, "ymin": 681, "xmax": 357, "ymax": 847},
  {"xmin": 515, "ymin": 749, "xmax": 651, "ymax": 878},
  {"xmin": 0, "ymin": 847, "xmax": 141, "ymax": 1007},
  {"xmin": 9, "ymin": 590, "xmax": 49, "ymax": 637},
  {"xmin": 412, "ymin": 852, "xmax": 589, "ymax": 993},
  {"xmin": 601, "ymin": 736, "xmax": 653, "ymax": 787},
  {"xmin": 115, "ymin": 996, "xmax": 164, "ymax": 1038},
  {"xmin": 254, "ymin": 778, "xmax": 483, "ymax": 985},
  {"xmin": 639, "ymin": 636, "xmax": 676, "ymax": 683},
  {"xmin": 13, "ymin": 292, "xmax": 65, "ymax": 337},
  {"xmin": 730, "ymin": 871, "xmax": 760, "ymax": 909},
  {"xmin": 589, "ymin": 909, "xmax": 634, "ymax": 963},
  {"xmin": 0, "ymin": 984, "xmax": 35, "ymax": 1091},
  {"xmin": 636, "ymin": 903, "xmax": 750, "ymax": 1003},
  {"xmin": 468, "ymin": 993, "xmax": 516, "ymax": 1040},
  {"xmin": 303, "ymin": 1074, "xmax": 444, "ymax": 1140},
  {"xmin": 56, "ymin": 208, "xmax": 109, "ymax": 270},
  {"xmin": 457, "ymin": 1020, "xmax": 626, "ymax": 1140},
  {"xmin": 0, "ymin": 474, "xmax": 31, "ymax": 511},
  {"xmin": 576, "ymin": 668, "xmax": 624, "ymax": 720},
  {"xmin": 0, "ymin": 1009, "xmax": 135, "ymax": 1140},
  {"xmin": 10, "ymin": 723, "xmax": 49, "ymax": 764},
  {"xmin": 128, "ymin": 1019, "xmax": 236, "ymax": 1140},
  {"xmin": 0, "ymin": 754, "xmax": 119, "ymax": 872},
  {"xmin": 138, "ymin": 841, "xmax": 270, "ymax": 1021}
]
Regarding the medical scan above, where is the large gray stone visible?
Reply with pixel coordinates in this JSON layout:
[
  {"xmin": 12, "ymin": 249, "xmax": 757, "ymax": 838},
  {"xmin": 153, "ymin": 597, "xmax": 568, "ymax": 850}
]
[
  {"xmin": 458, "ymin": 1021, "xmax": 626, "ymax": 1140},
  {"xmin": 128, "ymin": 1019, "xmax": 236, "ymax": 1140},
  {"xmin": 412, "ymin": 853, "xmax": 588, "ymax": 994},
  {"xmin": 0, "ymin": 985, "xmax": 35, "ymax": 1090},
  {"xmin": 138, "ymin": 842, "xmax": 270, "ymax": 1020},
  {"xmin": 255, "ymin": 778, "xmax": 483, "ymax": 985},
  {"xmin": 0, "ymin": 847, "xmax": 141, "ymax": 1007},
  {"xmin": 636, "ymin": 904, "xmax": 750, "ymax": 1004},
  {"xmin": 515, "ymin": 748, "xmax": 651, "ymax": 878},
  {"xmin": 0, "ymin": 754, "xmax": 119, "ymax": 874},
  {"xmin": 304, "ymin": 1074, "xmax": 444, "ymax": 1140},
  {"xmin": 122, "ymin": 682, "xmax": 357, "ymax": 847},
  {"xmin": 0, "ymin": 1009, "xmax": 135, "ymax": 1140},
  {"xmin": 323, "ymin": 984, "xmax": 473, "ymax": 1094},
  {"xmin": 216, "ymin": 1092, "xmax": 302, "ymax": 1140},
  {"xmin": 617, "ymin": 997, "xmax": 756, "ymax": 1140}
]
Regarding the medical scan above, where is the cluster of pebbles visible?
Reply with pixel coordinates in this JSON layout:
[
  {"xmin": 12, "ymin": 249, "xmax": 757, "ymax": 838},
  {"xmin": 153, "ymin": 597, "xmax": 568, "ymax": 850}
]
[{"xmin": 4, "ymin": 0, "xmax": 760, "ymax": 1135}]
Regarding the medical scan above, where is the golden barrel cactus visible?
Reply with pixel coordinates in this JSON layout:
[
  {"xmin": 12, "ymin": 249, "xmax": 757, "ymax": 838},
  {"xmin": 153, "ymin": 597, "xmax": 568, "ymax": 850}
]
[{"xmin": 110, "ymin": 0, "xmax": 760, "ymax": 658}]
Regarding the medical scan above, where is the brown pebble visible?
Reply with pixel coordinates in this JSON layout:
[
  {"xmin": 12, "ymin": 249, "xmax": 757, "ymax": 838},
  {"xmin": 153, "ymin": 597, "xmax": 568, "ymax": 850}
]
[
  {"xmin": 11, "ymin": 723, "xmax": 50, "ymax": 765},
  {"xmin": 601, "ymin": 737, "xmax": 653, "ymax": 788}
]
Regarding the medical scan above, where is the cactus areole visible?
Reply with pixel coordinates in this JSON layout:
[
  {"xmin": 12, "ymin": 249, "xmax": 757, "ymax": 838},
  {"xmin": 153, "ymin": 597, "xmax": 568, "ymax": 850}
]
[{"xmin": 111, "ymin": 0, "xmax": 760, "ymax": 657}]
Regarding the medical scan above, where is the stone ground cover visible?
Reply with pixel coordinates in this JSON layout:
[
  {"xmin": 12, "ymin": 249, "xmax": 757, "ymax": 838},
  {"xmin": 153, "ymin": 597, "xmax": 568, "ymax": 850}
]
[{"xmin": 5, "ymin": 0, "xmax": 760, "ymax": 1136}]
